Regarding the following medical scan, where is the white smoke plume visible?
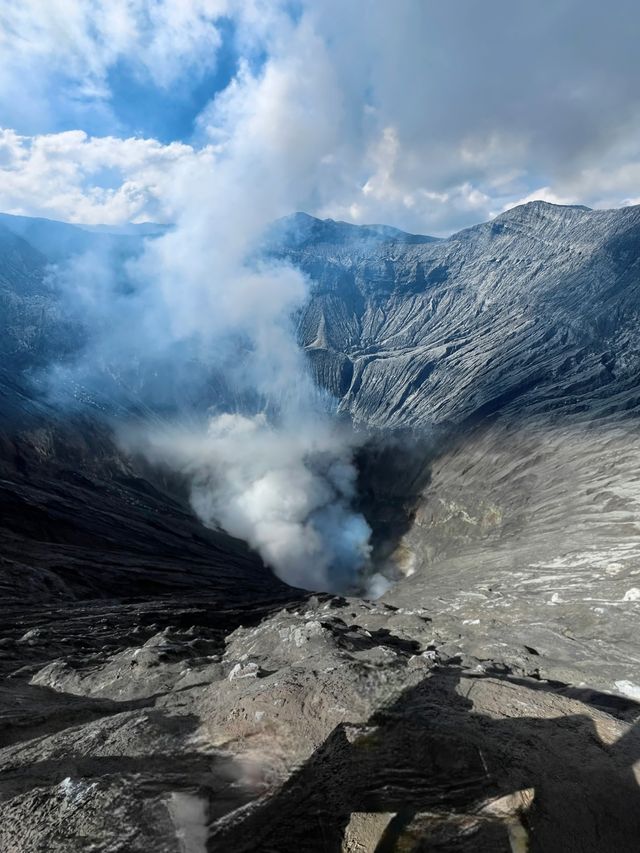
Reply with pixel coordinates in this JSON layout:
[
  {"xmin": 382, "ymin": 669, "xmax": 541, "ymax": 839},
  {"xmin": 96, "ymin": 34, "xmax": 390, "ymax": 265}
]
[
  {"xmin": 46, "ymin": 4, "xmax": 373, "ymax": 592},
  {"xmin": 126, "ymin": 413, "xmax": 371, "ymax": 592}
]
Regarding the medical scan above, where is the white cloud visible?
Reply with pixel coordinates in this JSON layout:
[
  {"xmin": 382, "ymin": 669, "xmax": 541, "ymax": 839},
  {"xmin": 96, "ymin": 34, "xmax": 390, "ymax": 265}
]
[
  {"xmin": 0, "ymin": 0, "xmax": 229, "ymax": 137},
  {"xmin": 315, "ymin": 125, "xmax": 495, "ymax": 235},
  {"xmin": 0, "ymin": 128, "xmax": 205, "ymax": 224},
  {"xmin": 40, "ymin": 9, "xmax": 376, "ymax": 590},
  {"xmin": 503, "ymin": 186, "xmax": 578, "ymax": 212},
  {"xmin": 1, "ymin": 1, "xmax": 640, "ymax": 233},
  {"xmin": 0, "ymin": 0, "xmax": 228, "ymax": 90},
  {"xmin": 504, "ymin": 132, "xmax": 640, "ymax": 215},
  {"xmin": 127, "ymin": 414, "xmax": 371, "ymax": 591}
]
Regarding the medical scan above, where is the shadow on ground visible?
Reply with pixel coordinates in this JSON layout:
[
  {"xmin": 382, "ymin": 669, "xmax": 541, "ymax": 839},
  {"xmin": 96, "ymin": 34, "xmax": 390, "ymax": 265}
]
[{"xmin": 211, "ymin": 666, "xmax": 640, "ymax": 852}]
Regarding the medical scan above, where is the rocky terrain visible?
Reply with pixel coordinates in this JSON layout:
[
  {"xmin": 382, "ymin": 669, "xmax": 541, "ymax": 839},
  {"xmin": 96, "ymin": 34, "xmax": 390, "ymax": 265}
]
[
  {"xmin": 280, "ymin": 202, "xmax": 640, "ymax": 698},
  {"xmin": 1, "ymin": 204, "xmax": 640, "ymax": 850},
  {"xmin": 2, "ymin": 593, "xmax": 640, "ymax": 851}
]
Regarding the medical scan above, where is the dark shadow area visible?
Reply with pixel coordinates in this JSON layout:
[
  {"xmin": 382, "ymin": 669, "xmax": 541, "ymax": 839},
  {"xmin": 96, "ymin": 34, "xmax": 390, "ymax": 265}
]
[
  {"xmin": 354, "ymin": 429, "xmax": 444, "ymax": 573},
  {"xmin": 210, "ymin": 667, "xmax": 640, "ymax": 852},
  {"xmin": 0, "ymin": 591, "xmax": 307, "ymax": 683},
  {"xmin": 0, "ymin": 416, "xmax": 287, "ymax": 605}
]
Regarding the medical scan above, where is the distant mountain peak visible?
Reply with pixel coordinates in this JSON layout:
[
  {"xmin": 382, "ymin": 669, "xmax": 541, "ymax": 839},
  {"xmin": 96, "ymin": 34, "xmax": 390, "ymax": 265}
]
[
  {"xmin": 496, "ymin": 200, "xmax": 593, "ymax": 223},
  {"xmin": 268, "ymin": 212, "xmax": 438, "ymax": 247}
]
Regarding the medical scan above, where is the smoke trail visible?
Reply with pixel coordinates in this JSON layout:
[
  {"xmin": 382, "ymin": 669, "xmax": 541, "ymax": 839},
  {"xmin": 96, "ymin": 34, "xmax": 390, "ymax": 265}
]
[
  {"xmin": 124, "ymin": 412, "xmax": 371, "ymax": 592},
  {"xmin": 44, "ymin": 7, "xmax": 373, "ymax": 591},
  {"xmin": 115, "ymin": 231, "xmax": 373, "ymax": 591}
]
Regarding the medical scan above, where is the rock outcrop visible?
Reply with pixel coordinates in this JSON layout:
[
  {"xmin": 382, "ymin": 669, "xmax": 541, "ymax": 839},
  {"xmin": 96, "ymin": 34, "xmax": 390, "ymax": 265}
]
[{"xmin": 2, "ymin": 594, "xmax": 640, "ymax": 852}]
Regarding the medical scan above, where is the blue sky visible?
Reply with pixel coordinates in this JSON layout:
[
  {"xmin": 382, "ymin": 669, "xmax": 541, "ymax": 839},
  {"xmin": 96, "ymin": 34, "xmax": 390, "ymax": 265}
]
[
  {"xmin": 105, "ymin": 40, "xmax": 236, "ymax": 143},
  {"xmin": 0, "ymin": 1, "xmax": 638, "ymax": 234},
  {"xmin": 0, "ymin": 5, "xmax": 241, "ymax": 143}
]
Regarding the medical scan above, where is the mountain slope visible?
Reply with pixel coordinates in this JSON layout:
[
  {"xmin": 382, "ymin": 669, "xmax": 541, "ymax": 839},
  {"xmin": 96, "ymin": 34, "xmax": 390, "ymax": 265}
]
[
  {"xmin": 0, "ymin": 217, "xmax": 288, "ymax": 606},
  {"xmin": 2, "ymin": 205, "xmax": 640, "ymax": 851},
  {"xmin": 276, "ymin": 202, "xmax": 640, "ymax": 427},
  {"xmin": 269, "ymin": 203, "xmax": 640, "ymax": 696}
]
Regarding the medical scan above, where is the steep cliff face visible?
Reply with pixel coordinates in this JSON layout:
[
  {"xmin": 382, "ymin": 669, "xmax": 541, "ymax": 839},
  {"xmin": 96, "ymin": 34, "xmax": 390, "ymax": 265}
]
[{"xmin": 276, "ymin": 202, "xmax": 640, "ymax": 428}]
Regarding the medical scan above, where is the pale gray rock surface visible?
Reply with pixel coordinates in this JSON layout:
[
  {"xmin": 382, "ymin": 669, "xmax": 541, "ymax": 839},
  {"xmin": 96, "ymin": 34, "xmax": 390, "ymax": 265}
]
[
  {"xmin": 2, "ymin": 594, "xmax": 640, "ymax": 852},
  {"xmin": 279, "ymin": 203, "xmax": 640, "ymax": 428},
  {"xmin": 269, "ymin": 202, "xmax": 640, "ymax": 699}
]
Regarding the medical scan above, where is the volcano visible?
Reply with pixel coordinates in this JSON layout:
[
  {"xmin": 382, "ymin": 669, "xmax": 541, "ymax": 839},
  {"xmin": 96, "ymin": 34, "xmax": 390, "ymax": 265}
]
[{"xmin": 1, "ymin": 203, "xmax": 640, "ymax": 851}]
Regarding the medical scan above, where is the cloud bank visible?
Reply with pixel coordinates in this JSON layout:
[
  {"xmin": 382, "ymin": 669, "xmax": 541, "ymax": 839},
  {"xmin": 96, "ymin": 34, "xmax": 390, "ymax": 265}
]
[
  {"xmin": 0, "ymin": 1, "xmax": 639, "ymax": 234},
  {"xmin": 0, "ymin": 0, "xmax": 229, "ymax": 137},
  {"xmin": 0, "ymin": 128, "xmax": 201, "ymax": 224}
]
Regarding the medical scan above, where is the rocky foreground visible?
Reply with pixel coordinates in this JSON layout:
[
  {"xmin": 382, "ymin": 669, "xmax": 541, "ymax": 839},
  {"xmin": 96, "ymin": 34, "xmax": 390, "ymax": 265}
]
[{"xmin": 1, "ymin": 590, "xmax": 640, "ymax": 852}]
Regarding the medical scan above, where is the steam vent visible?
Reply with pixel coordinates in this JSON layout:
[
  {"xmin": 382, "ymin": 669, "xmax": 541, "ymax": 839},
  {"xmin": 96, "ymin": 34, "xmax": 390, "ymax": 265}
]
[{"xmin": 2, "ymin": 4, "xmax": 640, "ymax": 851}]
